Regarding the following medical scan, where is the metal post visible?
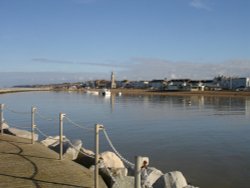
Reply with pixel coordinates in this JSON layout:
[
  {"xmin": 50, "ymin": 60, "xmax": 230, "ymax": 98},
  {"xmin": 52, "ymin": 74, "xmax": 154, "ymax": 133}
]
[
  {"xmin": 135, "ymin": 156, "xmax": 149, "ymax": 188},
  {"xmin": 135, "ymin": 156, "xmax": 142, "ymax": 188},
  {"xmin": 31, "ymin": 106, "xmax": 36, "ymax": 144},
  {"xmin": 0, "ymin": 104, "xmax": 4, "ymax": 135},
  {"xmin": 94, "ymin": 124, "xmax": 103, "ymax": 188},
  {"xmin": 59, "ymin": 113, "xmax": 65, "ymax": 160}
]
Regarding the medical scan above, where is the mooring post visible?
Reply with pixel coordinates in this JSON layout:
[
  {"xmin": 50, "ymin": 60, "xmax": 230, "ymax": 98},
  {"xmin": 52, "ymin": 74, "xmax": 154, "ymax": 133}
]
[
  {"xmin": 31, "ymin": 106, "xmax": 36, "ymax": 144},
  {"xmin": 135, "ymin": 156, "xmax": 142, "ymax": 188},
  {"xmin": 59, "ymin": 112, "xmax": 65, "ymax": 160},
  {"xmin": 94, "ymin": 124, "xmax": 104, "ymax": 188},
  {"xmin": 0, "ymin": 104, "xmax": 4, "ymax": 135},
  {"xmin": 135, "ymin": 156, "xmax": 149, "ymax": 188}
]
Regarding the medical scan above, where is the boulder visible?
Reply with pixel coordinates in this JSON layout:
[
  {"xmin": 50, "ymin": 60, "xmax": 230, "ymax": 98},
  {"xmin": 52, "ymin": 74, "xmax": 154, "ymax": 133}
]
[
  {"xmin": 40, "ymin": 136, "xmax": 62, "ymax": 147},
  {"xmin": 8, "ymin": 128, "xmax": 39, "ymax": 141},
  {"xmin": 1, "ymin": 122, "xmax": 9, "ymax": 129},
  {"xmin": 100, "ymin": 151, "xmax": 125, "ymax": 169},
  {"xmin": 63, "ymin": 139, "xmax": 82, "ymax": 160},
  {"xmin": 74, "ymin": 147, "xmax": 95, "ymax": 168},
  {"xmin": 112, "ymin": 168, "xmax": 128, "ymax": 177},
  {"xmin": 41, "ymin": 136, "xmax": 82, "ymax": 160},
  {"xmin": 81, "ymin": 147, "xmax": 95, "ymax": 156},
  {"xmin": 112, "ymin": 175, "xmax": 134, "ymax": 188},
  {"xmin": 99, "ymin": 167, "xmax": 131, "ymax": 188},
  {"xmin": 153, "ymin": 171, "xmax": 188, "ymax": 188},
  {"xmin": 146, "ymin": 167, "xmax": 163, "ymax": 187}
]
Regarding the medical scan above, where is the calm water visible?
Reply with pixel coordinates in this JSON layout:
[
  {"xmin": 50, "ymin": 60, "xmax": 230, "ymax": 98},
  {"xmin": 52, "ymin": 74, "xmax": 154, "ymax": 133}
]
[{"xmin": 1, "ymin": 91, "xmax": 250, "ymax": 188}]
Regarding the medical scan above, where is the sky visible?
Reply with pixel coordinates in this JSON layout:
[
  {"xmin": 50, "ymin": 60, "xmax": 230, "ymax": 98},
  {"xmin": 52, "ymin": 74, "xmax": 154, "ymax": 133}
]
[{"xmin": 0, "ymin": 0, "xmax": 249, "ymax": 86}]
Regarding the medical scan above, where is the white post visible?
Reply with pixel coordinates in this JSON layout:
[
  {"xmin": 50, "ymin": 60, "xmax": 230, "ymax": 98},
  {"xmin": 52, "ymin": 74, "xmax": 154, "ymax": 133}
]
[
  {"xmin": 59, "ymin": 113, "xmax": 65, "ymax": 160},
  {"xmin": 135, "ymin": 156, "xmax": 149, "ymax": 188},
  {"xmin": 0, "ymin": 104, "xmax": 4, "ymax": 135},
  {"xmin": 94, "ymin": 124, "xmax": 104, "ymax": 188},
  {"xmin": 31, "ymin": 106, "xmax": 36, "ymax": 144},
  {"xmin": 135, "ymin": 156, "xmax": 142, "ymax": 188}
]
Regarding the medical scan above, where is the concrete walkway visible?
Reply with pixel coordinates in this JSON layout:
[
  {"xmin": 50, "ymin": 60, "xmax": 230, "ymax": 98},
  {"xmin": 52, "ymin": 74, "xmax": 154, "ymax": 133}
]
[{"xmin": 0, "ymin": 134, "xmax": 107, "ymax": 188}]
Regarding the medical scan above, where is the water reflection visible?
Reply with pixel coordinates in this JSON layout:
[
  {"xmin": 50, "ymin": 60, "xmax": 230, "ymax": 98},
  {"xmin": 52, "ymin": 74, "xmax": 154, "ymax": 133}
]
[{"xmin": 109, "ymin": 94, "xmax": 250, "ymax": 116}]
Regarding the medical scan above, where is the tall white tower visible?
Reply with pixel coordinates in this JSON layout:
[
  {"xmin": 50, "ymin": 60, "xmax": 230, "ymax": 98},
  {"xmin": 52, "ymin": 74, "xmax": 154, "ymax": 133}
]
[{"xmin": 111, "ymin": 71, "xmax": 116, "ymax": 89}]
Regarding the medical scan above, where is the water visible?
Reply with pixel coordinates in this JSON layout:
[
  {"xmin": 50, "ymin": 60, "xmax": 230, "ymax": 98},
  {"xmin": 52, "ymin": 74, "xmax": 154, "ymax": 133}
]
[{"xmin": 1, "ymin": 91, "xmax": 250, "ymax": 188}]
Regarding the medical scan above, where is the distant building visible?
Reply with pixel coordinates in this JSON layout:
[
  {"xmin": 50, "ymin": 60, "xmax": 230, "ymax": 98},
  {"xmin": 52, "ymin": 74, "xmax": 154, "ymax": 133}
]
[
  {"xmin": 95, "ymin": 80, "xmax": 109, "ymax": 88},
  {"xmin": 214, "ymin": 76, "xmax": 250, "ymax": 90},
  {"xmin": 131, "ymin": 81, "xmax": 149, "ymax": 88},
  {"xmin": 166, "ymin": 79, "xmax": 191, "ymax": 91},
  {"xmin": 149, "ymin": 80, "xmax": 167, "ymax": 89},
  {"xmin": 111, "ymin": 72, "xmax": 116, "ymax": 89},
  {"xmin": 189, "ymin": 80, "xmax": 205, "ymax": 91}
]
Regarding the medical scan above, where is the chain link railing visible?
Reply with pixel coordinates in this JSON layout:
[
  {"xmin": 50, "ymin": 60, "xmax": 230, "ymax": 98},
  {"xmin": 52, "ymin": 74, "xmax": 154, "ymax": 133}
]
[
  {"xmin": 5, "ymin": 121, "xmax": 30, "ymax": 130},
  {"xmin": 64, "ymin": 116, "xmax": 94, "ymax": 131},
  {"xmin": 5, "ymin": 106, "xmax": 30, "ymax": 115},
  {"xmin": 35, "ymin": 111, "xmax": 57, "ymax": 122},
  {"xmin": 102, "ymin": 129, "xmax": 135, "ymax": 167},
  {"xmin": 35, "ymin": 126, "xmax": 53, "ymax": 139}
]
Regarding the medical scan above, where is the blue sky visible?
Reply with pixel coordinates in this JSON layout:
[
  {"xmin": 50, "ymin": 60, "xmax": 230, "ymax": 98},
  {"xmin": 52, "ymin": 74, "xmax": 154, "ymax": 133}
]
[{"xmin": 0, "ymin": 0, "xmax": 249, "ymax": 86}]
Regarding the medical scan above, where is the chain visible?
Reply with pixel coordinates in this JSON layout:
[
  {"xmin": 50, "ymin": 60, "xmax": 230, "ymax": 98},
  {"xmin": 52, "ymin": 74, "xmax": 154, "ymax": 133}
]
[
  {"xmin": 66, "ymin": 139, "xmax": 95, "ymax": 158},
  {"xmin": 64, "ymin": 116, "xmax": 94, "ymax": 131},
  {"xmin": 5, "ymin": 106, "xmax": 30, "ymax": 115},
  {"xmin": 35, "ymin": 111, "xmax": 57, "ymax": 122},
  {"xmin": 35, "ymin": 126, "xmax": 53, "ymax": 139},
  {"xmin": 4, "ymin": 120, "xmax": 30, "ymax": 129},
  {"xmin": 102, "ymin": 129, "xmax": 134, "ymax": 167}
]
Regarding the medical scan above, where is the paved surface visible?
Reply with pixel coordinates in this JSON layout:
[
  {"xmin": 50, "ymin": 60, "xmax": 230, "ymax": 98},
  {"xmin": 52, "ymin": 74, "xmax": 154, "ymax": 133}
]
[{"xmin": 0, "ymin": 134, "xmax": 107, "ymax": 188}]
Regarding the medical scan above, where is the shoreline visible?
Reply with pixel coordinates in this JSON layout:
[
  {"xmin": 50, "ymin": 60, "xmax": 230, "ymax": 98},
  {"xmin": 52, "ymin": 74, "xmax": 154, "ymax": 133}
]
[
  {"xmin": 0, "ymin": 87, "xmax": 52, "ymax": 94},
  {"xmin": 110, "ymin": 88, "xmax": 250, "ymax": 97},
  {"xmin": 1, "ymin": 87, "xmax": 250, "ymax": 97}
]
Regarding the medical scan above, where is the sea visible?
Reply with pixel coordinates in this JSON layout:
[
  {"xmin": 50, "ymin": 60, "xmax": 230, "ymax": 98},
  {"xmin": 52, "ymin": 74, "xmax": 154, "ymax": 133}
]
[{"xmin": 1, "ymin": 91, "xmax": 250, "ymax": 188}]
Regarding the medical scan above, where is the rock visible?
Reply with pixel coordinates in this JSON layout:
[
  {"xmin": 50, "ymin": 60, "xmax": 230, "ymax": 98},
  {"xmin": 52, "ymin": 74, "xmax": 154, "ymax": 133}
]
[
  {"xmin": 41, "ymin": 136, "xmax": 82, "ymax": 160},
  {"xmin": 63, "ymin": 139, "xmax": 82, "ymax": 160},
  {"xmin": 8, "ymin": 128, "xmax": 38, "ymax": 141},
  {"xmin": 153, "ymin": 171, "xmax": 188, "ymax": 188},
  {"xmin": 1, "ymin": 122, "xmax": 9, "ymax": 129},
  {"xmin": 99, "ymin": 167, "xmax": 131, "ymax": 188},
  {"xmin": 146, "ymin": 167, "xmax": 163, "ymax": 187},
  {"xmin": 100, "ymin": 151, "xmax": 125, "ymax": 169},
  {"xmin": 74, "ymin": 147, "xmax": 95, "ymax": 168},
  {"xmin": 89, "ymin": 165, "xmax": 95, "ymax": 171},
  {"xmin": 112, "ymin": 168, "xmax": 128, "ymax": 177},
  {"xmin": 81, "ymin": 147, "xmax": 95, "ymax": 156},
  {"xmin": 112, "ymin": 175, "xmax": 134, "ymax": 188},
  {"xmin": 40, "ymin": 136, "xmax": 61, "ymax": 147}
]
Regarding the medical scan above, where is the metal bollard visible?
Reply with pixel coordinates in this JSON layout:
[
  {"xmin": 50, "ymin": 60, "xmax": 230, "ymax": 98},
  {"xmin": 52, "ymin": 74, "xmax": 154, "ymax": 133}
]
[
  {"xmin": 94, "ymin": 124, "xmax": 104, "ymax": 188},
  {"xmin": 0, "ymin": 104, "xmax": 4, "ymax": 135},
  {"xmin": 135, "ymin": 156, "xmax": 149, "ymax": 188},
  {"xmin": 59, "ymin": 113, "xmax": 65, "ymax": 160},
  {"xmin": 31, "ymin": 106, "xmax": 36, "ymax": 144}
]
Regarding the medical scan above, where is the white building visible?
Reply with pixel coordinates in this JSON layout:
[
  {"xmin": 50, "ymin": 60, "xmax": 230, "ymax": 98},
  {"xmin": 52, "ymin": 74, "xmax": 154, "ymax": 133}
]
[
  {"xmin": 215, "ymin": 76, "xmax": 250, "ymax": 90},
  {"xmin": 149, "ymin": 80, "xmax": 167, "ymax": 89}
]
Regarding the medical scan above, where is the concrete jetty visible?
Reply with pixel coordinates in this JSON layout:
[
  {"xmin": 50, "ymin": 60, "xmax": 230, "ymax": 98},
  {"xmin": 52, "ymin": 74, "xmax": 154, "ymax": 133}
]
[{"xmin": 0, "ymin": 134, "xmax": 107, "ymax": 188}]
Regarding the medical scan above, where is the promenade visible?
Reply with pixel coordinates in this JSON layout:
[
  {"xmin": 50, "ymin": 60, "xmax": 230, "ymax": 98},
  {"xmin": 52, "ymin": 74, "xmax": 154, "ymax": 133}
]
[{"xmin": 0, "ymin": 134, "xmax": 107, "ymax": 188}]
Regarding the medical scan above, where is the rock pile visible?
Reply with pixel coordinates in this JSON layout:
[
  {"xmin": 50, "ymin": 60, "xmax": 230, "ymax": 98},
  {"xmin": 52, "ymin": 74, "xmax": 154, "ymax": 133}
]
[{"xmin": 39, "ymin": 135, "xmax": 199, "ymax": 188}]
